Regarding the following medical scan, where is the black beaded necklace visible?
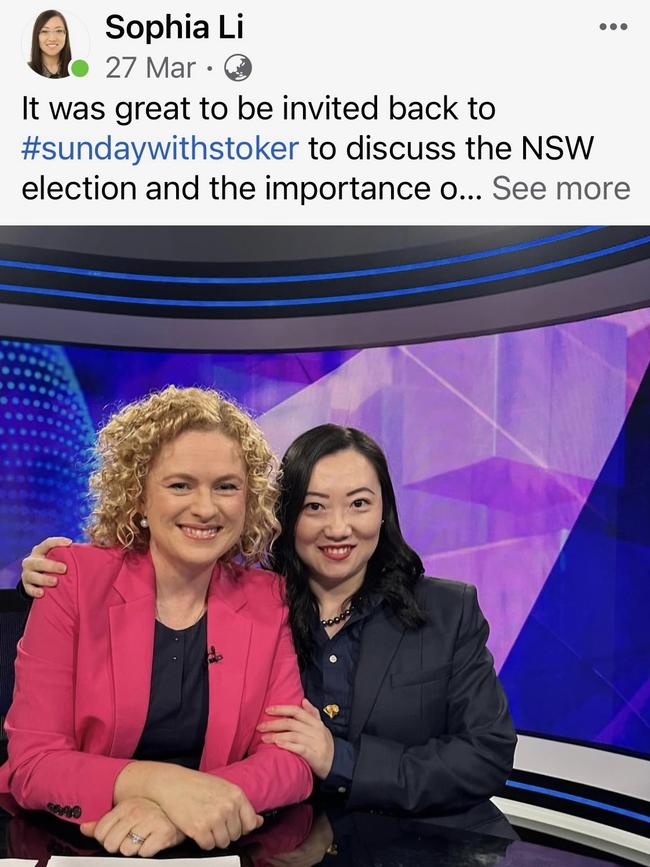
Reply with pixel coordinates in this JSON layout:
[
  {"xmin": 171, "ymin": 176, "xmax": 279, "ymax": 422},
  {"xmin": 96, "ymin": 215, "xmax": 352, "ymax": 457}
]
[{"xmin": 320, "ymin": 605, "xmax": 353, "ymax": 628}]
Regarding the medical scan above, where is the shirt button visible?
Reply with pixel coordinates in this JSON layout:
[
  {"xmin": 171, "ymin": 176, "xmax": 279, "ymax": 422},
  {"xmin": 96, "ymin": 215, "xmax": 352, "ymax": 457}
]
[
  {"xmin": 172, "ymin": 656, "xmax": 177, "ymax": 661},
  {"xmin": 329, "ymin": 654, "xmax": 338, "ymax": 663},
  {"xmin": 338, "ymin": 786, "xmax": 347, "ymax": 794},
  {"xmin": 173, "ymin": 636, "xmax": 179, "ymax": 642}
]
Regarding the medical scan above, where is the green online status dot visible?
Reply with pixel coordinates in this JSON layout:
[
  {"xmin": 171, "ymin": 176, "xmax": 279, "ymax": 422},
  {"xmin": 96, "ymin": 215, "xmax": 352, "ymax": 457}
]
[{"xmin": 71, "ymin": 59, "xmax": 89, "ymax": 77}]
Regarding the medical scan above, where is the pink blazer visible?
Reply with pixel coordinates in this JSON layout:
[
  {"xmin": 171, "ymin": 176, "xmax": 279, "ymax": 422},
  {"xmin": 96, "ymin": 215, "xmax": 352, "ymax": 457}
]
[{"xmin": 0, "ymin": 545, "xmax": 312, "ymax": 823}]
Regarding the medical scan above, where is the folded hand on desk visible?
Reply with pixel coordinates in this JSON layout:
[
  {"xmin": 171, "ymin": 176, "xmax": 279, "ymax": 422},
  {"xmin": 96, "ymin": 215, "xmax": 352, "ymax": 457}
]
[
  {"xmin": 80, "ymin": 796, "xmax": 185, "ymax": 857},
  {"xmin": 114, "ymin": 761, "xmax": 264, "ymax": 851}
]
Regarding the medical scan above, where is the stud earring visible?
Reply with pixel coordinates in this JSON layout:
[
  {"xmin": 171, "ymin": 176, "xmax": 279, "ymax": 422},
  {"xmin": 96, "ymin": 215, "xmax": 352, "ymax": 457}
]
[{"xmin": 140, "ymin": 517, "xmax": 149, "ymax": 528}]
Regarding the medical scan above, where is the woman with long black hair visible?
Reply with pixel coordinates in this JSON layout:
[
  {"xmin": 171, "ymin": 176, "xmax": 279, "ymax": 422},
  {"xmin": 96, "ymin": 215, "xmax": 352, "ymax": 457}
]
[
  {"xmin": 28, "ymin": 10, "xmax": 71, "ymax": 78},
  {"xmin": 259, "ymin": 425, "xmax": 516, "ymax": 834}
]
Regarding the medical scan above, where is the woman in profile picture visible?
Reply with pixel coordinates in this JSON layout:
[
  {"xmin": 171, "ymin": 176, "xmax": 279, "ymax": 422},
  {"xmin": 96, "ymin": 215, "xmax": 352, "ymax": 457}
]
[{"xmin": 28, "ymin": 9, "xmax": 71, "ymax": 78}]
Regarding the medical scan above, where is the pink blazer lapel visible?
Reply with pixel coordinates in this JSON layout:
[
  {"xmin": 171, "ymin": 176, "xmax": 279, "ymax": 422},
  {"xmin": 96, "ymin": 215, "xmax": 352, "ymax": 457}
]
[
  {"xmin": 108, "ymin": 551, "xmax": 156, "ymax": 758},
  {"xmin": 202, "ymin": 565, "xmax": 252, "ymax": 769},
  {"xmin": 104, "ymin": 555, "xmax": 253, "ymax": 766}
]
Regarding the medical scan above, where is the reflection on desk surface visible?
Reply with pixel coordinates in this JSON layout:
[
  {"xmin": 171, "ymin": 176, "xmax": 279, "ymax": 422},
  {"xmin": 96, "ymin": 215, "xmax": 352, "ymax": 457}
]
[{"xmin": 0, "ymin": 804, "xmax": 629, "ymax": 866}]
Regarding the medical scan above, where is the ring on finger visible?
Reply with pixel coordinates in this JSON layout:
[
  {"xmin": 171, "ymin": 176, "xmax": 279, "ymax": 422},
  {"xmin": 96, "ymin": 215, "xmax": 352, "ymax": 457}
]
[{"xmin": 127, "ymin": 831, "xmax": 146, "ymax": 846}]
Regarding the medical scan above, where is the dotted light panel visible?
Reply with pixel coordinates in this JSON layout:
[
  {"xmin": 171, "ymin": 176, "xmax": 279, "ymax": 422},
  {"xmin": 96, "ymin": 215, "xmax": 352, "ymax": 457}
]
[{"xmin": 0, "ymin": 340, "xmax": 94, "ymax": 563}]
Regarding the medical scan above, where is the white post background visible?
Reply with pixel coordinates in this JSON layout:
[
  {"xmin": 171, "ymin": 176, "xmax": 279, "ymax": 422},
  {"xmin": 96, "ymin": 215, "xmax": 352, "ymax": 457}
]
[{"xmin": 1, "ymin": 0, "xmax": 646, "ymax": 224}]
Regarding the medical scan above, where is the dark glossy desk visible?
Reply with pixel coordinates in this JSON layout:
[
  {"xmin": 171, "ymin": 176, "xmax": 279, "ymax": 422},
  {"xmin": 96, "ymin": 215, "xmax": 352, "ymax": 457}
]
[{"xmin": 0, "ymin": 804, "xmax": 629, "ymax": 866}]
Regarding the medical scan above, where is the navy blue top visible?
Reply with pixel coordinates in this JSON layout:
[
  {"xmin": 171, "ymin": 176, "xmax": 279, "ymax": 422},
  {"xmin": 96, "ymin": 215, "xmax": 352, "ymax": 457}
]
[
  {"xmin": 303, "ymin": 599, "xmax": 380, "ymax": 794},
  {"xmin": 133, "ymin": 613, "xmax": 209, "ymax": 769}
]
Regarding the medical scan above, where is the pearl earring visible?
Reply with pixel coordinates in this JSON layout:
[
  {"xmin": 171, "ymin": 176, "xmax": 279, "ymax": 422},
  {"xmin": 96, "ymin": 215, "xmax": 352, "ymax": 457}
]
[{"xmin": 140, "ymin": 517, "xmax": 149, "ymax": 528}]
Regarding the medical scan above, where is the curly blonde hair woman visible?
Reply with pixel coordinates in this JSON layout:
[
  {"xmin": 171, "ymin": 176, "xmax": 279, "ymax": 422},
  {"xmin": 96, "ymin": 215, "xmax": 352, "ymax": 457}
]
[
  {"xmin": 87, "ymin": 385, "xmax": 279, "ymax": 562},
  {"xmin": 1, "ymin": 385, "xmax": 311, "ymax": 857}
]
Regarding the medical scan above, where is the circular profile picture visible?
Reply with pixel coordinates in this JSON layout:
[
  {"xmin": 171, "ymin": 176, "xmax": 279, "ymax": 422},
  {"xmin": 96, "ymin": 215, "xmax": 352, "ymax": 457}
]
[
  {"xmin": 28, "ymin": 9, "xmax": 71, "ymax": 78},
  {"xmin": 24, "ymin": 9, "xmax": 90, "ymax": 79}
]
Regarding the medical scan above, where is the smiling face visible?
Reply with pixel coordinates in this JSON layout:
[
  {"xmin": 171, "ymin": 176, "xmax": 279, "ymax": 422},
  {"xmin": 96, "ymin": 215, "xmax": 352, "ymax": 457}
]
[
  {"xmin": 143, "ymin": 428, "xmax": 247, "ymax": 583},
  {"xmin": 38, "ymin": 15, "xmax": 66, "ymax": 59},
  {"xmin": 294, "ymin": 448, "xmax": 383, "ymax": 593}
]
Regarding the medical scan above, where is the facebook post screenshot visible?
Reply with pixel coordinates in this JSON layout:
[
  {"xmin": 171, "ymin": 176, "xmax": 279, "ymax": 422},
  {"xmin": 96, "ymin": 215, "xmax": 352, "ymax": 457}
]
[{"xmin": 0, "ymin": 2, "xmax": 648, "ymax": 865}]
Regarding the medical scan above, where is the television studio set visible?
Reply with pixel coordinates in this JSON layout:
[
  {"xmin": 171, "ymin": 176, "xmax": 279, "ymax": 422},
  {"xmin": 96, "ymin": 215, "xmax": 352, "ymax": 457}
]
[{"xmin": 0, "ymin": 225, "xmax": 648, "ymax": 865}]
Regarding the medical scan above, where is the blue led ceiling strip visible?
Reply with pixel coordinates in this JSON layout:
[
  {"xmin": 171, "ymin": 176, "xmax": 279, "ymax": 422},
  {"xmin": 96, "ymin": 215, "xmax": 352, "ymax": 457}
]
[
  {"xmin": 0, "ymin": 227, "xmax": 601, "ymax": 285},
  {"xmin": 0, "ymin": 235, "xmax": 649, "ymax": 309},
  {"xmin": 505, "ymin": 780, "xmax": 650, "ymax": 824}
]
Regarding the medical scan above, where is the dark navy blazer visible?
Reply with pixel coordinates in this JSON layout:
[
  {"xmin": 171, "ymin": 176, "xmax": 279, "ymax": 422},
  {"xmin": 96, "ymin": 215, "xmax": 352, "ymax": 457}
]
[{"xmin": 340, "ymin": 577, "xmax": 516, "ymax": 820}]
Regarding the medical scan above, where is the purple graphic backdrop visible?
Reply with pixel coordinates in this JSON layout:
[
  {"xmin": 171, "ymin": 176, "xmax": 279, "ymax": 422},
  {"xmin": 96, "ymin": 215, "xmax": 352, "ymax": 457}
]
[{"xmin": 2, "ymin": 307, "xmax": 650, "ymax": 752}]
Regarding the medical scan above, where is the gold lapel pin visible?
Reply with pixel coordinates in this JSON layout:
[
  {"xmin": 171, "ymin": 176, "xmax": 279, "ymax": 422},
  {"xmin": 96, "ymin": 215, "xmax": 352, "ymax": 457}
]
[{"xmin": 323, "ymin": 704, "xmax": 340, "ymax": 719}]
